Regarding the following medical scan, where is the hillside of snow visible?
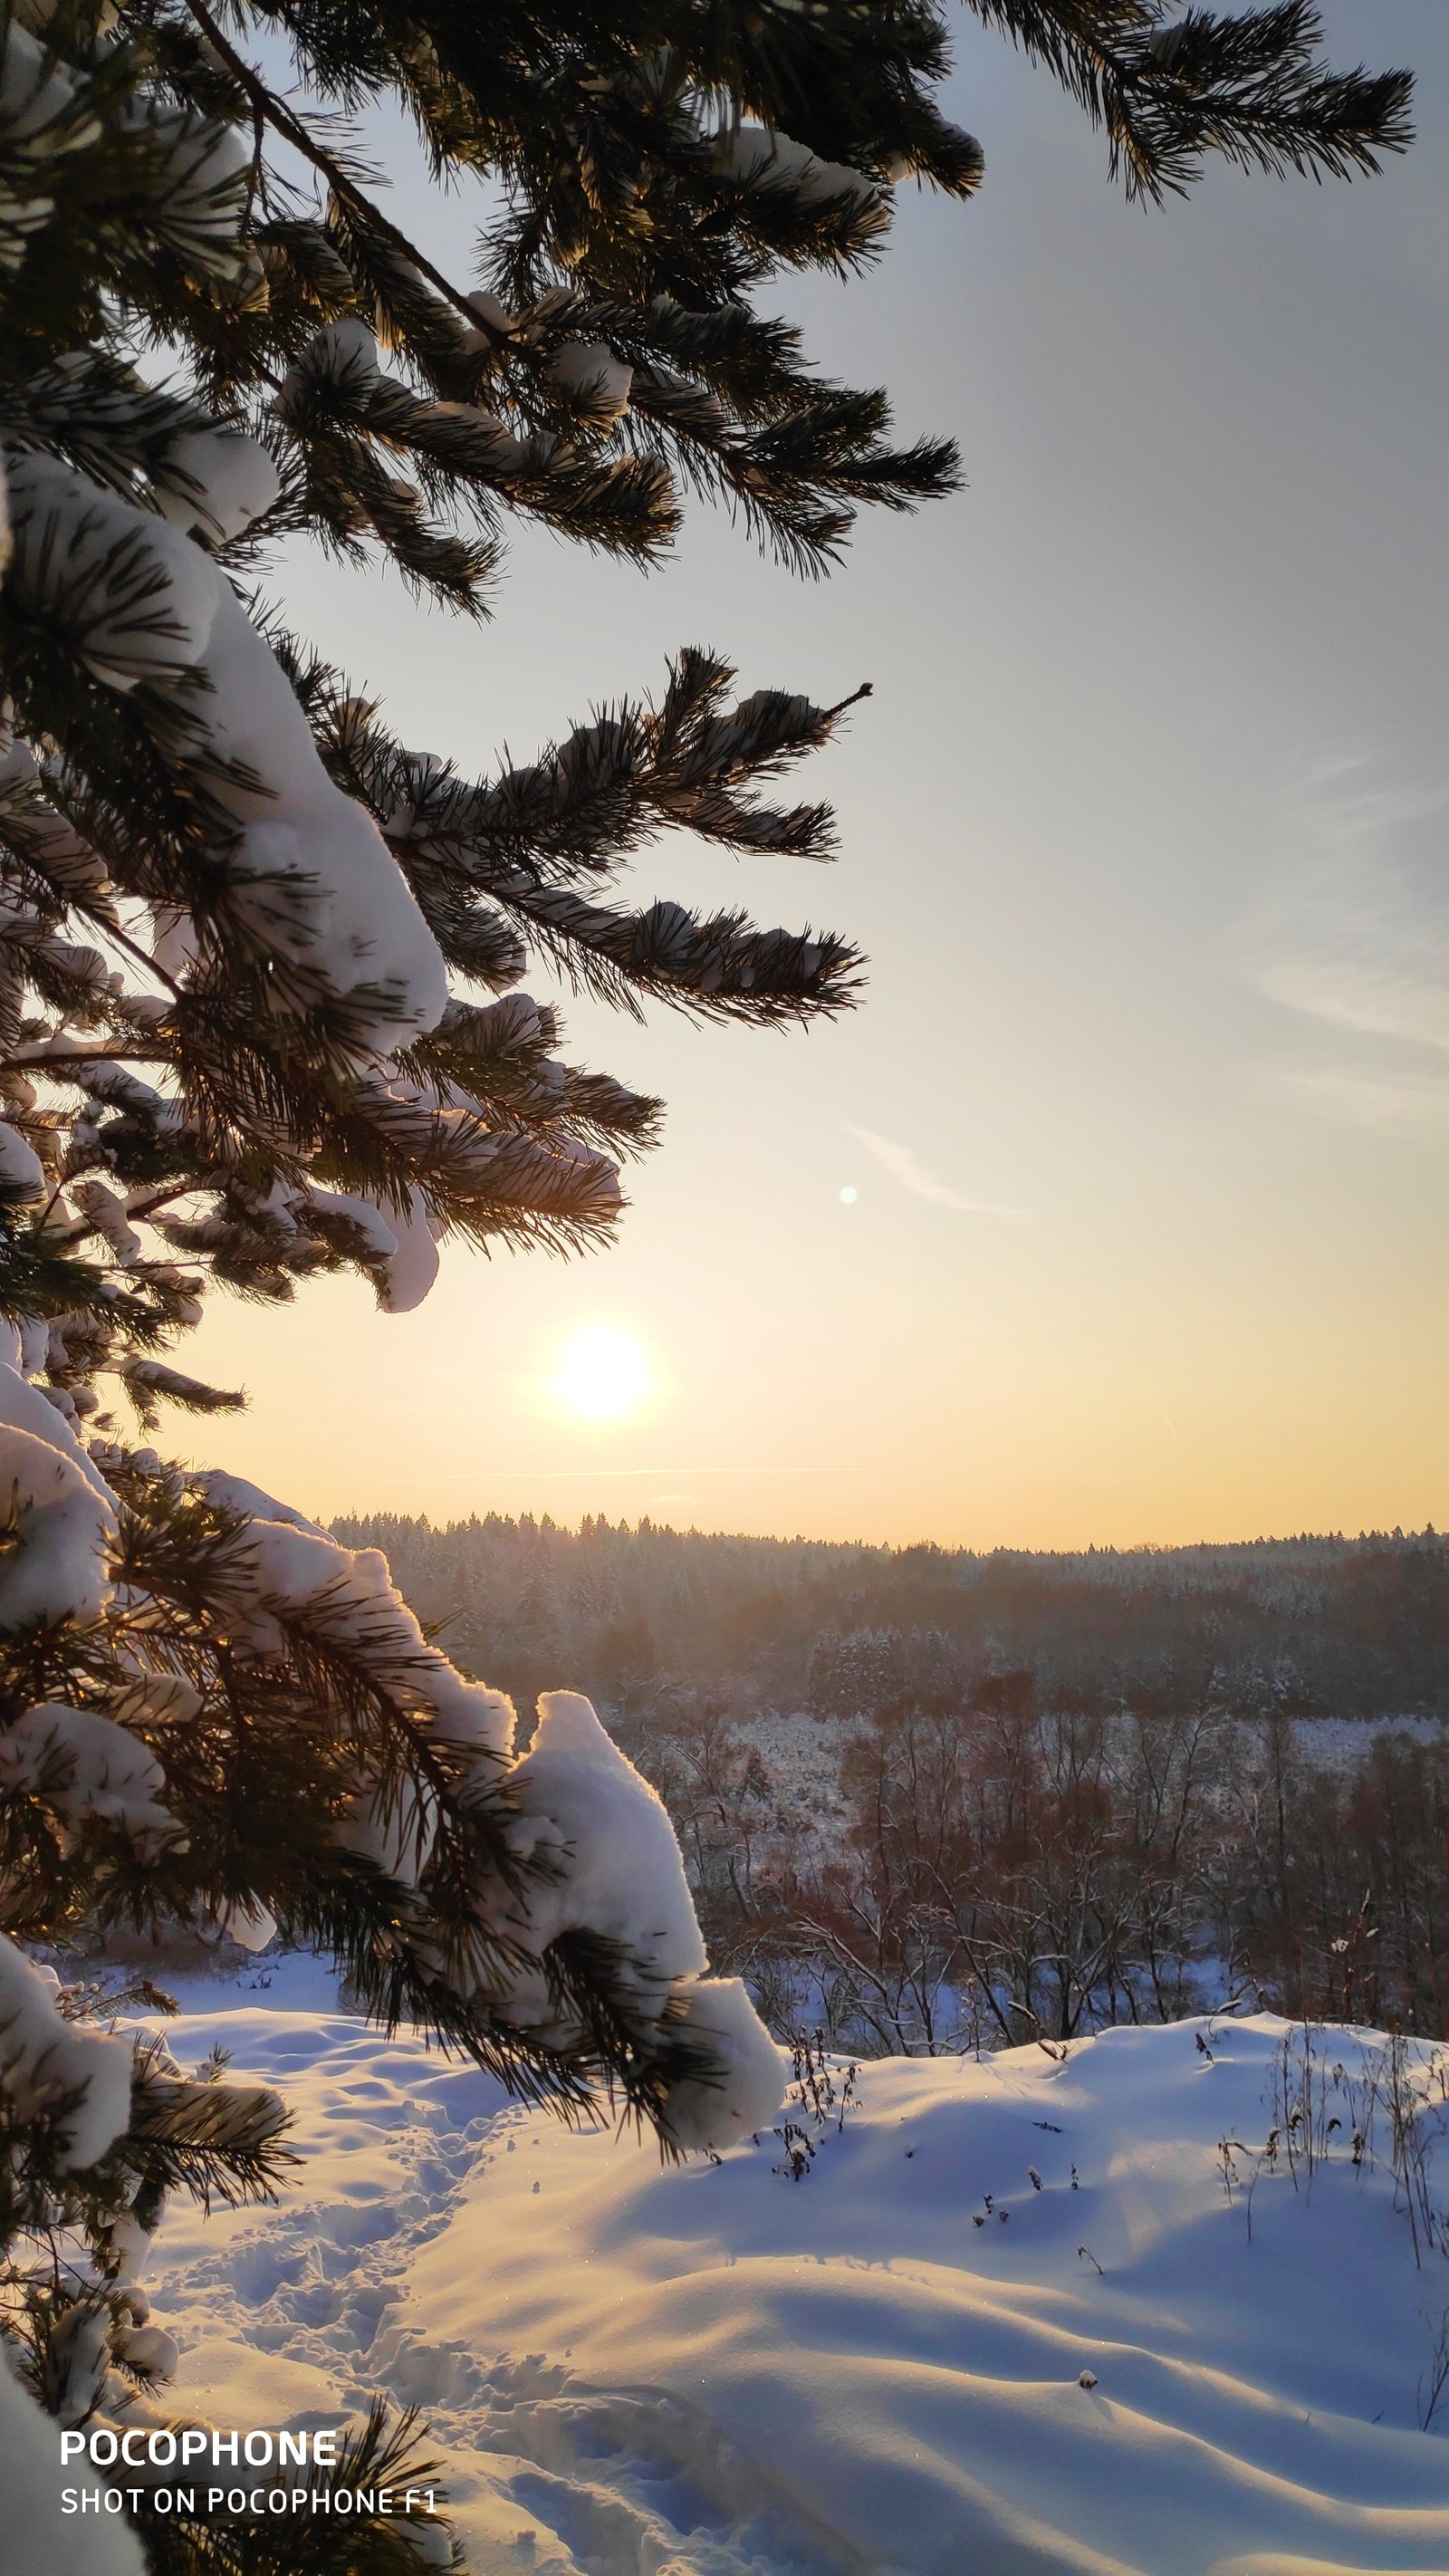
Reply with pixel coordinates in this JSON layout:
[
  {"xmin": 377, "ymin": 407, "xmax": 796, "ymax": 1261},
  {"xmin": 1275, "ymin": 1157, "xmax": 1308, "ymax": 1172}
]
[{"xmin": 140, "ymin": 1974, "xmax": 1449, "ymax": 2575}]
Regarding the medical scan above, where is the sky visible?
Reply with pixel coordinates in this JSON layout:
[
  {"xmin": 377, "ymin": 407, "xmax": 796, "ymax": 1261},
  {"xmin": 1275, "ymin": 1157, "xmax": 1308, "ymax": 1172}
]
[{"xmin": 184, "ymin": 2, "xmax": 1449, "ymax": 1551}]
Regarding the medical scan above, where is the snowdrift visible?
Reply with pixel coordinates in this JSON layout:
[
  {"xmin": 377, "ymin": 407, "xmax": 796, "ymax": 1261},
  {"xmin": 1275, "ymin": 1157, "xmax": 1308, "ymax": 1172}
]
[{"xmin": 141, "ymin": 1984, "xmax": 1449, "ymax": 2576}]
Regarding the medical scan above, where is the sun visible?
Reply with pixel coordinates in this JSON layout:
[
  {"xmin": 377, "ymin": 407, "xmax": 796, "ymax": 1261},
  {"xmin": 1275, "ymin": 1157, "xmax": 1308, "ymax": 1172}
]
[{"xmin": 552, "ymin": 1324, "xmax": 651, "ymax": 1421}]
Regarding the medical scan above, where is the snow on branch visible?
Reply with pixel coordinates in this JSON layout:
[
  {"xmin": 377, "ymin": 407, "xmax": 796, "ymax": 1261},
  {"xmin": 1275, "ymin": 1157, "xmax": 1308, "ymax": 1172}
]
[{"xmin": 0, "ymin": 1939, "xmax": 131, "ymax": 2170}]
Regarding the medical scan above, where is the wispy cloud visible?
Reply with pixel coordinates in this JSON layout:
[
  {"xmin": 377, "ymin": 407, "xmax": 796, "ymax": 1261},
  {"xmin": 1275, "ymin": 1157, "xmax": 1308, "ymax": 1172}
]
[
  {"xmin": 1241, "ymin": 761, "xmax": 1449, "ymax": 1134},
  {"xmin": 1257, "ymin": 1062, "xmax": 1449, "ymax": 1135},
  {"xmin": 843, "ymin": 1125, "xmax": 1025, "ymax": 1218}
]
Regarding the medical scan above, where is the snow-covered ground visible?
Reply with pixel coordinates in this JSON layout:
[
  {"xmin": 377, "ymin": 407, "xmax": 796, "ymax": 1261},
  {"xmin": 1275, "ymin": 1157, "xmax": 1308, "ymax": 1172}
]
[{"xmin": 135, "ymin": 1971, "xmax": 1449, "ymax": 2576}]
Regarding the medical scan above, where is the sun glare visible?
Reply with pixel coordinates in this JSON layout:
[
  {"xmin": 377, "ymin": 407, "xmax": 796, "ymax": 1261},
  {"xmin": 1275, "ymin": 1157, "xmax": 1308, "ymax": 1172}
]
[{"xmin": 553, "ymin": 1325, "xmax": 650, "ymax": 1421}]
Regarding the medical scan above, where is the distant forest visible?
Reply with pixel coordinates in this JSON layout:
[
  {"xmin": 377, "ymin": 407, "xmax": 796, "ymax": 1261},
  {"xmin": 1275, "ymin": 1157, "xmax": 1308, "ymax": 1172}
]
[
  {"xmin": 331, "ymin": 1516, "xmax": 1449, "ymax": 2044},
  {"xmin": 332, "ymin": 1515, "xmax": 1449, "ymax": 1725}
]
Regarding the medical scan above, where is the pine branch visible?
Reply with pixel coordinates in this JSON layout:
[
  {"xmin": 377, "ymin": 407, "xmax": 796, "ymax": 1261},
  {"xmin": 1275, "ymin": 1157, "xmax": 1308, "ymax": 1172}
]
[
  {"xmin": 966, "ymin": 2, "xmax": 1413, "ymax": 200},
  {"xmin": 125, "ymin": 2035, "xmax": 297, "ymax": 2211},
  {"xmin": 139, "ymin": 2397, "xmax": 460, "ymax": 2571},
  {"xmin": 178, "ymin": 0, "xmax": 510, "ymax": 342}
]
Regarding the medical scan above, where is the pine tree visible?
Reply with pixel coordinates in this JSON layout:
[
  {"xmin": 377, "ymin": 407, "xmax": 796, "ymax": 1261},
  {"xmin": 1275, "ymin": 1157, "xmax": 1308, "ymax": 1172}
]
[{"xmin": 0, "ymin": 1, "xmax": 1412, "ymax": 2566}]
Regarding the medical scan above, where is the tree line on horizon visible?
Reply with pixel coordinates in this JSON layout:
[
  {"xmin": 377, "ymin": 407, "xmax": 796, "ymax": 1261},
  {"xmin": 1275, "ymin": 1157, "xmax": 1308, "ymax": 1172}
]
[{"xmin": 334, "ymin": 1511, "xmax": 1449, "ymax": 1725}]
